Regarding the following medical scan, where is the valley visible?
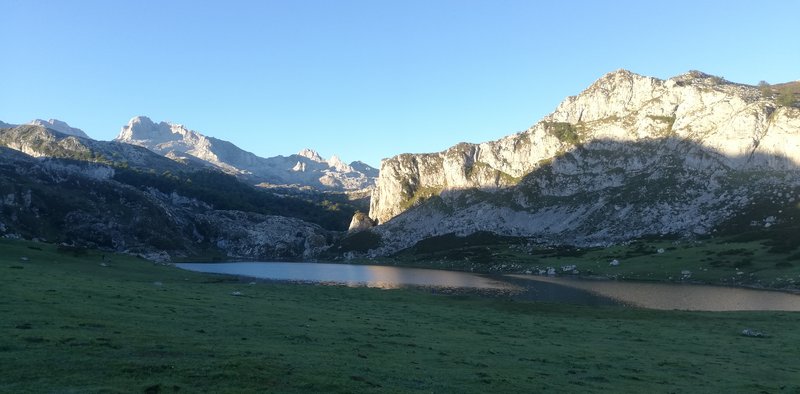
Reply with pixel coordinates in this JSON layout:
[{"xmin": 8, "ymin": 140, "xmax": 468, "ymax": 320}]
[{"xmin": 1, "ymin": 238, "xmax": 798, "ymax": 393}]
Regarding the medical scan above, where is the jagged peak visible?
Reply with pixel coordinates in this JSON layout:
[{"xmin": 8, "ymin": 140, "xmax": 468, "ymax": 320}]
[{"xmin": 298, "ymin": 148, "xmax": 324, "ymax": 162}]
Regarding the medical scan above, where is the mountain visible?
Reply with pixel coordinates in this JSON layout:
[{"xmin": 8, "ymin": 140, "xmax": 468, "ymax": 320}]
[
  {"xmin": 0, "ymin": 124, "xmax": 192, "ymax": 172},
  {"xmin": 115, "ymin": 116, "xmax": 378, "ymax": 191},
  {"xmin": 363, "ymin": 70, "xmax": 800, "ymax": 255},
  {"xmin": 0, "ymin": 146, "xmax": 333, "ymax": 261},
  {"xmin": 0, "ymin": 121, "xmax": 15, "ymax": 129},
  {"xmin": 0, "ymin": 124, "xmax": 368, "ymax": 260},
  {"xmin": 29, "ymin": 119, "xmax": 90, "ymax": 138}
]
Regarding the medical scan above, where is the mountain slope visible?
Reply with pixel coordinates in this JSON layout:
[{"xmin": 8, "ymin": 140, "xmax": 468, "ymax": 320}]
[
  {"xmin": 29, "ymin": 119, "xmax": 90, "ymax": 138},
  {"xmin": 364, "ymin": 70, "xmax": 800, "ymax": 255},
  {"xmin": 115, "ymin": 116, "xmax": 377, "ymax": 190},
  {"xmin": 0, "ymin": 145, "xmax": 345, "ymax": 260}
]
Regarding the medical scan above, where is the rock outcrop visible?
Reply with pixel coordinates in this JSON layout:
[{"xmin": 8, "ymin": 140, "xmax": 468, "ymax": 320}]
[
  {"xmin": 28, "ymin": 119, "xmax": 90, "ymax": 139},
  {"xmin": 115, "ymin": 116, "xmax": 377, "ymax": 191},
  {"xmin": 348, "ymin": 211, "xmax": 375, "ymax": 233},
  {"xmin": 366, "ymin": 70, "xmax": 800, "ymax": 255}
]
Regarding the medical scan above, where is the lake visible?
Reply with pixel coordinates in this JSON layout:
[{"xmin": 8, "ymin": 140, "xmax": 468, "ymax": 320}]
[{"xmin": 176, "ymin": 262, "xmax": 800, "ymax": 311}]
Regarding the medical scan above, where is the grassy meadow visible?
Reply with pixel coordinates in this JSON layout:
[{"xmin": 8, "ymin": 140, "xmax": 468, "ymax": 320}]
[
  {"xmin": 385, "ymin": 232, "xmax": 800, "ymax": 291},
  {"xmin": 1, "ymin": 238, "xmax": 799, "ymax": 393}
]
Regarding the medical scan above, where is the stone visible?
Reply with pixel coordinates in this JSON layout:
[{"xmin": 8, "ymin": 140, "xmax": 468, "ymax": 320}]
[
  {"xmin": 348, "ymin": 212, "xmax": 375, "ymax": 233},
  {"xmin": 741, "ymin": 328, "xmax": 766, "ymax": 338},
  {"xmin": 365, "ymin": 70, "xmax": 800, "ymax": 255}
]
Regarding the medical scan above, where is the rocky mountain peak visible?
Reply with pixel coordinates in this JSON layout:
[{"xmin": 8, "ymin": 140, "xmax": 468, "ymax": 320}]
[
  {"xmin": 298, "ymin": 148, "xmax": 324, "ymax": 162},
  {"xmin": 366, "ymin": 69, "xmax": 800, "ymax": 254},
  {"xmin": 114, "ymin": 118, "xmax": 377, "ymax": 191},
  {"xmin": 327, "ymin": 155, "xmax": 353, "ymax": 173},
  {"xmin": 28, "ymin": 119, "xmax": 90, "ymax": 139}
]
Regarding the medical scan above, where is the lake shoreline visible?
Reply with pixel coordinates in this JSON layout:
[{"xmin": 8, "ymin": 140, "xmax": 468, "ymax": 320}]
[{"xmin": 178, "ymin": 258, "xmax": 800, "ymax": 295}]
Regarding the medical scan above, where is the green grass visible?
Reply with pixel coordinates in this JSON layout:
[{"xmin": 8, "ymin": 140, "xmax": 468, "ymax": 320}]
[
  {"xmin": 386, "ymin": 233, "xmax": 800, "ymax": 291},
  {"xmin": 1, "ymin": 238, "xmax": 799, "ymax": 392}
]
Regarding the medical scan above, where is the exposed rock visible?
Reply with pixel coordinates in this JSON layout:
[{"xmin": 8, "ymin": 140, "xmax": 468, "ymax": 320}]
[
  {"xmin": 0, "ymin": 147, "xmax": 334, "ymax": 260},
  {"xmin": 348, "ymin": 211, "xmax": 375, "ymax": 233},
  {"xmin": 28, "ymin": 119, "xmax": 90, "ymax": 139},
  {"xmin": 741, "ymin": 328, "xmax": 767, "ymax": 338},
  {"xmin": 366, "ymin": 70, "xmax": 800, "ymax": 255},
  {"xmin": 115, "ymin": 116, "xmax": 377, "ymax": 191}
]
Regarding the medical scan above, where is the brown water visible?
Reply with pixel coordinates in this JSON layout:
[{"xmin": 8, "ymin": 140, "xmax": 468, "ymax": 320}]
[
  {"xmin": 508, "ymin": 275, "xmax": 800, "ymax": 311},
  {"xmin": 176, "ymin": 262, "xmax": 800, "ymax": 311}
]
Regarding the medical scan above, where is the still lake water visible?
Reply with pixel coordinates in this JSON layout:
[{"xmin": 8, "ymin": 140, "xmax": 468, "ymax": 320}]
[{"xmin": 176, "ymin": 262, "xmax": 800, "ymax": 311}]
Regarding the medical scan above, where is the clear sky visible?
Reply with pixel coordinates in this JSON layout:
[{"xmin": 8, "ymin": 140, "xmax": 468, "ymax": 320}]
[{"xmin": 1, "ymin": 0, "xmax": 798, "ymax": 167}]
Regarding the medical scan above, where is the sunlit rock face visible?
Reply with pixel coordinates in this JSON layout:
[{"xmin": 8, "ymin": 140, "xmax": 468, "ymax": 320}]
[
  {"xmin": 28, "ymin": 119, "xmax": 90, "ymax": 139},
  {"xmin": 116, "ymin": 116, "xmax": 377, "ymax": 191},
  {"xmin": 348, "ymin": 211, "xmax": 374, "ymax": 233},
  {"xmin": 366, "ymin": 70, "xmax": 800, "ymax": 255}
]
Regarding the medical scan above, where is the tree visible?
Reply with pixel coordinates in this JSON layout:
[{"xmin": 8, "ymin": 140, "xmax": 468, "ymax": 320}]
[
  {"xmin": 777, "ymin": 87, "xmax": 795, "ymax": 107},
  {"xmin": 758, "ymin": 80, "xmax": 771, "ymax": 97}
]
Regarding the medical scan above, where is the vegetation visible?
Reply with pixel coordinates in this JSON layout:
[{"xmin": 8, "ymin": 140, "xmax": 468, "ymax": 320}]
[
  {"xmin": 757, "ymin": 80, "xmax": 799, "ymax": 108},
  {"xmin": 646, "ymin": 115, "xmax": 677, "ymax": 136},
  {"xmin": 114, "ymin": 168, "xmax": 360, "ymax": 231},
  {"xmin": 383, "ymin": 229, "xmax": 800, "ymax": 290},
  {"xmin": 326, "ymin": 230, "xmax": 382, "ymax": 254},
  {"xmin": 2, "ymin": 238, "xmax": 799, "ymax": 392},
  {"xmin": 399, "ymin": 185, "xmax": 444, "ymax": 212},
  {"xmin": 544, "ymin": 122, "xmax": 583, "ymax": 145}
]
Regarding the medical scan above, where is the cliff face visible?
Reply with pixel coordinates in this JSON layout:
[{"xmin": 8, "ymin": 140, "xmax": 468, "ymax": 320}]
[{"xmin": 366, "ymin": 70, "xmax": 800, "ymax": 254}]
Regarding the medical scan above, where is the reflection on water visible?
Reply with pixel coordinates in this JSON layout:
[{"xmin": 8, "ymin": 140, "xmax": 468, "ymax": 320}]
[
  {"xmin": 176, "ymin": 262, "xmax": 800, "ymax": 311},
  {"xmin": 177, "ymin": 262, "xmax": 519, "ymax": 291},
  {"xmin": 508, "ymin": 275, "xmax": 800, "ymax": 311}
]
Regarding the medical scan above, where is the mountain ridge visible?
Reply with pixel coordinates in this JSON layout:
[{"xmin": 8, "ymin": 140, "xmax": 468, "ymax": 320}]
[
  {"xmin": 115, "ymin": 116, "xmax": 377, "ymax": 191},
  {"xmin": 363, "ymin": 69, "xmax": 800, "ymax": 256}
]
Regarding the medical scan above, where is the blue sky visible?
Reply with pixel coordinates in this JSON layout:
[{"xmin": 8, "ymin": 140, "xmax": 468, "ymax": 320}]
[{"xmin": 1, "ymin": 0, "xmax": 798, "ymax": 167}]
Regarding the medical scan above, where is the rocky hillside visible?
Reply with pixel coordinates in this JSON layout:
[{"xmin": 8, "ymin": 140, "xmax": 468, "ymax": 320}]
[
  {"xmin": 0, "ymin": 147, "xmax": 332, "ymax": 261},
  {"xmin": 0, "ymin": 124, "xmax": 368, "ymax": 260},
  {"xmin": 365, "ymin": 70, "xmax": 800, "ymax": 255},
  {"xmin": 115, "ymin": 116, "xmax": 377, "ymax": 191},
  {"xmin": 29, "ymin": 119, "xmax": 90, "ymax": 138},
  {"xmin": 0, "ymin": 119, "xmax": 90, "ymax": 138}
]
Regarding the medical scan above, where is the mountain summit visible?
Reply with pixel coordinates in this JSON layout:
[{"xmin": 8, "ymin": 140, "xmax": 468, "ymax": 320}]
[
  {"xmin": 28, "ymin": 119, "xmax": 90, "ymax": 139},
  {"xmin": 364, "ymin": 70, "xmax": 800, "ymax": 255},
  {"xmin": 115, "ymin": 116, "xmax": 377, "ymax": 191}
]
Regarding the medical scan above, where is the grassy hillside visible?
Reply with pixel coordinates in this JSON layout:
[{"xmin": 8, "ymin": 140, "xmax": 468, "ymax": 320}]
[
  {"xmin": 385, "ymin": 232, "xmax": 800, "ymax": 291},
  {"xmin": 1, "ymin": 239, "xmax": 798, "ymax": 392}
]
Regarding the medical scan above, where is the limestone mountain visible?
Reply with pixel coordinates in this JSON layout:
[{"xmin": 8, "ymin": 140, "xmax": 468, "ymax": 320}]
[
  {"xmin": 28, "ymin": 119, "xmax": 90, "ymax": 139},
  {"xmin": 0, "ymin": 146, "xmax": 334, "ymax": 261},
  {"xmin": 0, "ymin": 124, "xmax": 367, "ymax": 260},
  {"xmin": 0, "ymin": 124, "xmax": 188, "ymax": 172},
  {"xmin": 364, "ymin": 70, "xmax": 800, "ymax": 255},
  {"xmin": 115, "ymin": 116, "xmax": 377, "ymax": 191}
]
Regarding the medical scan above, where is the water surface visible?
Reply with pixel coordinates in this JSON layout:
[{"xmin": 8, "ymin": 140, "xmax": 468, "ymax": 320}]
[
  {"xmin": 177, "ymin": 262, "xmax": 517, "ymax": 290},
  {"xmin": 508, "ymin": 275, "xmax": 800, "ymax": 311},
  {"xmin": 176, "ymin": 262, "xmax": 800, "ymax": 311}
]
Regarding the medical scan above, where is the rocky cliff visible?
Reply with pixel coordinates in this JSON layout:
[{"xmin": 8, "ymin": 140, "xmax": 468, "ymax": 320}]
[
  {"xmin": 115, "ymin": 116, "xmax": 377, "ymax": 191},
  {"xmin": 366, "ymin": 70, "xmax": 800, "ymax": 254}
]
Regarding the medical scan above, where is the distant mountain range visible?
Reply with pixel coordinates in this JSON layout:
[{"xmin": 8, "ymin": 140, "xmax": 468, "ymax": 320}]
[
  {"xmin": 115, "ymin": 116, "xmax": 377, "ymax": 191},
  {"xmin": 2, "ymin": 70, "xmax": 798, "ymax": 264},
  {"xmin": 0, "ymin": 116, "xmax": 378, "ymax": 191},
  {"xmin": 0, "ymin": 119, "xmax": 90, "ymax": 138},
  {"xmin": 0, "ymin": 123, "xmax": 365, "ymax": 260}
]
